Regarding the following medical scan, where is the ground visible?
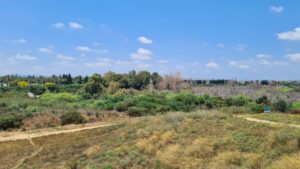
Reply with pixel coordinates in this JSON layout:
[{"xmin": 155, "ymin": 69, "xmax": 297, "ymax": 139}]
[{"xmin": 1, "ymin": 111, "xmax": 300, "ymax": 169}]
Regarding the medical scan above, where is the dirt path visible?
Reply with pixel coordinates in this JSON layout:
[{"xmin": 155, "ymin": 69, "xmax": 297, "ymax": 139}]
[
  {"xmin": 237, "ymin": 116, "xmax": 300, "ymax": 128},
  {"xmin": 0, "ymin": 122, "xmax": 118, "ymax": 142},
  {"xmin": 12, "ymin": 138, "xmax": 43, "ymax": 169}
]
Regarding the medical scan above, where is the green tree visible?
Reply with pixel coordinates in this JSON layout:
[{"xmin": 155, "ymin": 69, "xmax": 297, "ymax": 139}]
[
  {"xmin": 84, "ymin": 74, "xmax": 107, "ymax": 96},
  {"xmin": 132, "ymin": 71, "xmax": 151, "ymax": 90}
]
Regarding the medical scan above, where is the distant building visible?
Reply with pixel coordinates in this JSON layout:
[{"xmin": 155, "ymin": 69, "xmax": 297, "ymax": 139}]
[{"xmin": 0, "ymin": 83, "xmax": 8, "ymax": 87}]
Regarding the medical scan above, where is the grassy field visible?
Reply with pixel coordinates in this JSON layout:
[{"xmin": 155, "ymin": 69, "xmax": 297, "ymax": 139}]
[
  {"xmin": 253, "ymin": 113, "xmax": 300, "ymax": 125},
  {"xmin": 1, "ymin": 111, "xmax": 300, "ymax": 169}
]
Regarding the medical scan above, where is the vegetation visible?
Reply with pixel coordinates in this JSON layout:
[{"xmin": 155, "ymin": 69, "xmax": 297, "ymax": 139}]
[
  {"xmin": 1, "ymin": 111, "xmax": 300, "ymax": 168},
  {"xmin": 60, "ymin": 111, "xmax": 86, "ymax": 126},
  {"xmin": 253, "ymin": 113, "xmax": 300, "ymax": 125}
]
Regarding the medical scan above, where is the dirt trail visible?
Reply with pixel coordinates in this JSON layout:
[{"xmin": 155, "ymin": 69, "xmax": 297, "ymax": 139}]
[
  {"xmin": 12, "ymin": 138, "xmax": 43, "ymax": 169},
  {"xmin": 0, "ymin": 122, "xmax": 118, "ymax": 142},
  {"xmin": 237, "ymin": 116, "xmax": 300, "ymax": 128}
]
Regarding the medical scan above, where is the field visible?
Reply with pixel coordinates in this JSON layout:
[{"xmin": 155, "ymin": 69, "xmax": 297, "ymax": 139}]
[{"xmin": 1, "ymin": 111, "xmax": 300, "ymax": 169}]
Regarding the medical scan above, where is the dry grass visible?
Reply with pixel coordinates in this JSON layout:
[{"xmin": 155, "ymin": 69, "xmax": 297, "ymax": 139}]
[{"xmin": 1, "ymin": 110, "xmax": 300, "ymax": 168}]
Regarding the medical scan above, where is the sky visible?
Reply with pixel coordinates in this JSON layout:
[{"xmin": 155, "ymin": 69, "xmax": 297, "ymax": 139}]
[{"xmin": 0, "ymin": 0, "xmax": 300, "ymax": 80}]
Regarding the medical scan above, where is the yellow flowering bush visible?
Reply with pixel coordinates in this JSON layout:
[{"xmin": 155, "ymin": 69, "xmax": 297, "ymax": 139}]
[{"xmin": 17, "ymin": 81, "xmax": 29, "ymax": 87}]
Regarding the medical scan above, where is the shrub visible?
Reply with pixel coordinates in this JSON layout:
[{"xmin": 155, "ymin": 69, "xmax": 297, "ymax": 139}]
[
  {"xmin": 29, "ymin": 85, "xmax": 46, "ymax": 95},
  {"xmin": 114, "ymin": 102, "xmax": 128, "ymax": 112},
  {"xmin": 0, "ymin": 102, "xmax": 7, "ymax": 108},
  {"xmin": 249, "ymin": 103, "xmax": 264, "ymax": 113},
  {"xmin": 41, "ymin": 93, "xmax": 80, "ymax": 104},
  {"xmin": 60, "ymin": 111, "xmax": 86, "ymax": 125},
  {"xmin": 290, "ymin": 109, "xmax": 300, "ymax": 114},
  {"xmin": 127, "ymin": 106, "xmax": 148, "ymax": 117},
  {"xmin": 256, "ymin": 96, "xmax": 269, "ymax": 105},
  {"xmin": 17, "ymin": 81, "xmax": 29, "ymax": 87},
  {"xmin": 0, "ymin": 113, "xmax": 23, "ymax": 130},
  {"xmin": 45, "ymin": 82, "xmax": 58, "ymax": 92},
  {"xmin": 273, "ymin": 100, "xmax": 288, "ymax": 112},
  {"xmin": 232, "ymin": 95, "xmax": 249, "ymax": 107}
]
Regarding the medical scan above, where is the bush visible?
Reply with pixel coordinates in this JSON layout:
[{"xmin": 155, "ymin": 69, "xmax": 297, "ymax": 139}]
[
  {"xmin": 232, "ymin": 95, "xmax": 249, "ymax": 107},
  {"xmin": 29, "ymin": 85, "xmax": 46, "ymax": 95},
  {"xmin": 17, "ymin": 81, "xmax": 29, "ymax": 87},
  {"xmin": 114, "ymin": 102, "xmax": 128, "ymax": 112},
  {"xmin": 273, "ymin": 100, "xmax": 288, "ymax": 112},
  {"xmin": 0, "ymin": 113, "xmax": 23, "ymax": 130},
  {"xmin": 41, "ymin": 93, "xmax": 81, "ymax": 104},
  {"xmin": 256, "ymin": 96, "xmax": 269, "ymax": 105},
  {"xmin": 0, "ymin": 102, "xmax": 7, "ymax": 108},
  {"xmin": 249, "ymin": 103, "xmax": 264, "ymax": 113},
  {"xmin": 60, "ymin": 111, "xmax": 85, "ymax": 125},
  {"xmin": 127, "ymin": 106, "xmax": 148, "ymax": 117},
  {"xmin": 45, "ymin": 82, "xmax": 58, "ymax": 92}
]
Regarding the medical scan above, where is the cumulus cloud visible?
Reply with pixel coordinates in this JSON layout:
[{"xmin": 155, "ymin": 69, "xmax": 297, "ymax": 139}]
[
  {"xmin": 76, "ymin": 46, "xmax": 91, "ymax": 52},
  {"xmin": 69, "ymin": 22, "xmax": 83, "ymax": 29},
  {"xmin": 206, "ymin": 62, "xmax": 219, "ymax": 69},
  {"xmin": 285, "ymin": 53, "xmax": 300, "ymax": 63},
  {"xmin": 37, "ymin": 47, "xmax": 53, "ymax": 54},
  {"xmin": 277, "ymin": 27, "xmax": 300, "ymax": 41},
  {"xmin": 130, "ymin": 48, "xmax": 152, "ymax": 60},
  {"xmin": 270, "ymin": 6, "xmax": 284, "ymax": 13},
  {"xmin": 15, "ymin": 54, "xmax": 36, "ymax": 60},
  {"xmin": 85, "ymin": 57, "xmax": 111, "ymax": 67},
  {"xmin": 138, "ymin": 36, "xmax": 153, "ymax": 44},
  {"xmin": 51, "ymin": 22, "xmax": 65, "ymax": 29},
  {"xmin": 57, "ymin": 54, "xmax": 74, "ymax": 61}
]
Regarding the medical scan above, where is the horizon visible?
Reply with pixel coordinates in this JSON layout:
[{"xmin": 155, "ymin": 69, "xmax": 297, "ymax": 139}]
[{"xmin": 1, "ymin": 1, "xmax": 300, "ymax": 80}]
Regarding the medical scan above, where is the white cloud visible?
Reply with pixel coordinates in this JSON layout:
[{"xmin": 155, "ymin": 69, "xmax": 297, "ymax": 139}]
[
  {"xmin": 85, "ymin": 58, "xmax": 111, "ymax": 67},
  {"xmin": 76, "ymin": 46, "xmax": 91, "ymax": 52},
  {"xmin": 51, "ymin": 22, "xmax": 65, "ymax": 29},
  {"xmin": 285, "ymin": 53, "xmax": 300, "ymax": 63},
  {"xmin": 37, "ymin": 47, "xmax": 53, "ymax": 54},
  {"xmin": 15, "ymin": 54, "xmax": 36, "ymax": 60},
  {"xmin": 238, "ymin": 64, "xmax": 250, "ymax": 69},
  {"xmin": 130, "ymin": 48, "xmax": 152, "ymax": 60},
  {"xmin": 256, "ymin": 54, "xmax": 272, "ymax": 59},
  {"xmin": 138, "ymin": 36, "xmax": 153, "ymax": 44},
  {"xmin": 216, "ymin": 43, "xmax": 225, "ymax": 48},
  {"xmin": 229, "ymin": 60, "xmax": 238, "ymax": 66},
  {"xmin": 13, "ymin": 38, "xmax": 26, "ymax": 43},
  {"xmin": 270, "ymin": 6, "xmax": 284, "ymax": 13},
  {"xmin": 57, "ymin": 54, "xmax": 74, "ymax": 61},
  {"xmin": 206, "ymin": 62, "xmax": 219, "ymax": 69},
  {"xmin": 69, "ymin": 22, "xmax": 83, "ymax": 29},
  {"xmin": 277, "ymin": 27, "xmax": 300, "ymax": 41}
]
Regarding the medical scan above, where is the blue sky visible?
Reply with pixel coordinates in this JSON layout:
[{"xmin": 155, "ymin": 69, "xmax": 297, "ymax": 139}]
[{"xmin": 0, "ymin": 0, "xmax": 300, "ymax": 80}]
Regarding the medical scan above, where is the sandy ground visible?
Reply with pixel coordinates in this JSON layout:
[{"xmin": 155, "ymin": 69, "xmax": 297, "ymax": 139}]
[
  {"xmin": 0, "ymin": 122, "xmax": 117, "ymax": 142},
  {"xmin": 237, "ymin": 115, "xmax": 300, "ymax": 129}
]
